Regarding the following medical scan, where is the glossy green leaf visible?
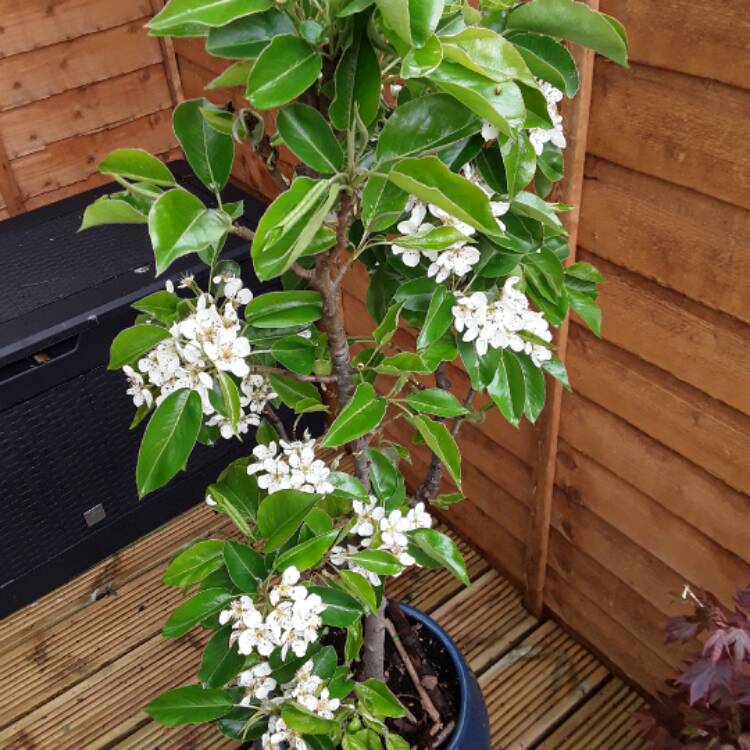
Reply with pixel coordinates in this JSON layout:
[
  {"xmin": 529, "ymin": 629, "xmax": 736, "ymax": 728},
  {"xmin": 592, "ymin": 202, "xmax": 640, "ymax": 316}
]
[
  {"xmin": 257, "ymin": 489, "xmax": 320, "ymax": 551},
  {"xmin": 388, "ymin": 156, "xmax": 503, "ymax": 237},
  {"xmin": 80, "ymin": 196, "xmax": 147, "ymax": 230},
  {"xmin": 511, "ymin": 191, "xmax": 564, "ymax": 231},
  {"xmin": 307, "ymin": 586, "xmax": 363, "ymax": 627},
  {"xmin": 487, "ymin": 349, "xmax": 525, "ymax": 426},
  {"xmin": 386, "ymin": 736, "xmax": 410, "ymax": 750},
  {"xmin": 275, "ymin": 529, "xmax": 340, "ymax": 572},
  {"xmin": 376, "ymin": 93, "xmax": 479, "ymax": 162},
  {"xmin": 98, "ymin": 148, "xmax": 175, "ymax": 186},
  {"xmin": 108, "ymin": 324, "xmax": 170, "ymax": 370},
  {"xmin": 375, "ymin": 0, "xmax": 443, "ymax": 47},
  {"xmin": 206, "ymin": 60, "xmax": 255, "ymax": 90},
  {"xmin": 440, "ymin": 27, "xmax": 537, "ymax": 88},
  {"xmin": 199, "ymin": 624, "xmax": 246, "ymax": 688},
  {"xmin": 338, "ymin": 570, "xmax": 377, "ymax": 613},
  {"xmin": 271, "ymin": 335, "xmax": 316, "ymax": 374},
  {"xmin": 373, "ymin": 303, "xmax": 402, "ymax": 347},
  {"xmin": 345, "ymin": 619, "xmax": 363, "ymax": 662},
  {"xmin": 349, "ymin": 550, "xmax": 402, "ymax": 576},
  {"xmin": 320, "ymin": 383, "xmax": 386, "ymax": 448},
  {"xmin": 390, "ymin": 225, "xmax": 473, "ymax": 251},
  {"xmin": 361, "ymin": 170, "xmax": 408, "ymax": 231},
  {"xmin": 223, "ymin": 540, "xmax": 265, "ymax": 591},
  {"xmin": 144, "ymin": 684, "xmax": 233, "ymax": 726},
  {"xmin": 162, "ymin": 540, "xmax": 226, "ymax": 587},
  {"xmin": 393, "ymin": 276, "xmax": 437, "ymax": 312},
  {"xmin": 410, "ymin": 414, "xmax": 462, "ymax": 489},
  {"xmin": 268, "ymin": 373, "xmax": 321, "ymax": 410},
  {"xmin": 417, "ymin": 285, "xmax": 454, "ymax": 349},
  {"xmin": 401, "ymin": 34, "xmax": 443, "ymax": 78},
  {"xmin": 247, "ymin": 35, "xmax": 321, "ymax": 109},
  {"xmin": 163, "ymin": 588, "xmax": 233, "ymax": 638},
  {"xmin": 355, "ymin": 679, "xmax": 408, "ymax": 719},
  {"xmin": 328, "ymin": 472, "xmax": 369, "ymax": 499},
  {"xmin": 329, "ymin": 16, "xmax": 380, "ymax": 129},
  {"xmin": 516, "ymin": 352, "xmax": 546, "ymax": 423},
  {"xmin": 132, "ymin": 291, "xmax": 179, "ymax": 324},
  {"xmin": 367, "ymin": 448, "xmax": 406, "ymax": 509},
  {"xmin": 149, "ymin": 0, "xmax": 271, "ymax": 32},
  {"xmin": 506, "ymin": 31, "xmax": 579, "ymax": 97},
  {"xmin": 148, "ymin": 189, "xmax": 231, "ymax": 275},
  {"xmin": 277, "ymin": 103, "xmax": 344, "ymax": 175},
  {"xmin": 405, "ymin": 388, "xmax": 468, "ymax": 418},
  {"xmin": 282, "ymin": 702, "xmax": 339, "ymax": 735},
  {"xmin": 501, "ymin": 131, "xmax": 536, "ymax": 197},
  {"xmin": 430, "ymin": 62, "xmax": 526, "ymax": 135},
  {"xmin": 206, "ymin": 8, "xmax": 295, "ymax": 57},
  {"xmin": 245, "ymin": 290, "xmax": 323, "ymax": 328},
  {"xmin": 136, "ymin": 389, "xmax": 202, "ymax": 498},
  {"xmin": 568, "ymin": 287, "xmax": 602, "ymax": 336},
  {"xmin": 507, "ymin": 0, "xmax": 628, "ymax": 67},
  {"xmin": 410, "ymin": 528, "xmax": 470, "ymax": 586},
  {"xmin": 542, "ymin": 355, "xmax": 571, "ymax": 390},
  {"xmin": 566, "ymin": 261, "xmax": 604, "ymax": 283},
  {"xmin": 173, "ymin": 99, "xmax": 233, "ymax": 192}
]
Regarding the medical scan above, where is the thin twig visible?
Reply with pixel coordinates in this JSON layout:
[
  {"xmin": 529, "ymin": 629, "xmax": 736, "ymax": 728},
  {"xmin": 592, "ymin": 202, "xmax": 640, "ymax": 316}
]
[
  {"xmin": 385, "ymin": 618, "xmax": 442, "ymax": 732},
  {"xmin": 263, "ymin": 404, "xmax": 290, "ymax": 443},
  {"xmin": 250, "ymin": 365, "xmax": 338, "ymax": 383},
  {"xmin": 231, "ymin": 224, "xmax": 255, "ymax": 241},
  {"xmin": 432, "ymin": 720, "xmax": 455, "ymax": 746}
]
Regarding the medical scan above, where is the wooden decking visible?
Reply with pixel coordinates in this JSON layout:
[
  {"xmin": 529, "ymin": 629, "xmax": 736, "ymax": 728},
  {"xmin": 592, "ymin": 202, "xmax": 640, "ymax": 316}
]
[{"xmin": 0, "ymin": 505, "xmax": 647, "ymax": 749}]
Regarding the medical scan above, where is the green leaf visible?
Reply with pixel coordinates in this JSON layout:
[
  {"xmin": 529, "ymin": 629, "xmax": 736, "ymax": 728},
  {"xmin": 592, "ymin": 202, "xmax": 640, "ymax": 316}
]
[
  {"xmin": 282, "ymin": 702, "xmax": 339, "ymax": 735},
  {"xmin": 417, "ymin": 285, "xmax": 454, "ymax": 349},
  {"xmin": 321, "ymin": 383, "xmax": 386, "ymax": 448},
  {"xmin": 501, "ymin": 132, "xmax": 536, "ymax": 197},
  {"xmin": 376, "ymin": 352, "xmax": 430, "ymax": 376},
  {"xmin": 390, "ymin": 225, "xmax": 473, "ymax": 251},
  {"xmin": 80, "ymin": 196, "xmax": 147, "ymax": 230},
  {"xmin": 173, "ymin": 99, "xmax": 233, "ymax": 192},
  {"xmin": 223, "ymin": 540, "xmax": 265, "ymax": 592},
  {"xmin": 542, "ymin": 355, "xmax": 571, "ymax": 390},
  {"xmin": 338, "ymin": 570, "xmax": 377, "ymax": 613},
  {"xmin": 345, "ymin": 620, "xmax": 363, "ymax": 662},
  {"xmin": 361, "ymin": 170, "xmax": 408, "ymax": 231},
  {"xmin": 373, "ymin": 304, "xmax": 403, "ymax": 347},
  {"xmin": 207, "ymin": 8, "xmax": 295, "ymax": 58},
  {"xmin": 209, "ymin": 372, "xmax": 241, "ymax": 433},
  {"xmin": 257, "ymin": 489, "xmax": 320, "ymax": 552},
  {"xmin": 136, "ymin": 389, "xmax": 202, "ymax": 498},
  {"xmin": 132, "ymin": 291, "xmax": 179, "ymax": 324},
  {"xmin": 148, "ymin": 190, "xmax": 231, "ymax": 275},
  {"xmin": 375, "ymin": 0, "xmax": 443, "ymax": 48},
  {"xmin": 277, "ymin": 103, "xmax": 344, "ymax": 175},
  {"xmin": 386, "ymin": 736, "xmax": 410, "ymax": 750},
  {"xmin": 349, "ymin": 550, "xmax": 403, "ymax": 576},
  {"xmin": 271, "ymin": 335, "xmax": 316, "ymax": 374},
  {"xmin": 355, "ymin": 679, "xmax": 408, "ymax": 719},
  {"xmin": 566, "ymin": 261, "xmax": 604, "ymax": 283},
  {"xmin": 367, "ymin": 448, "xmax": 406, "ymax": 509},
  {"xmin": 394, "ymin": 276, "xmax": 437, "ymax": 312},
  {"xmin": 206, "ymin": 60, "xmax": 255, "ymax": 90},
  {"xmin": 507, "ymin": 0, "xmax": 629, "ymax": 67},
  {"xmin": 199, "ymin": 624, "xmax": 246, "ymax": 688},
  {"xmin": 440, "ymin": 27, "xmax": 537, "ymax": 88},
  {"xmin": 251, "ymin": 176, "xmax": 332, "ymax": 280},
  {"xmin": 405, "ymin": 389, "xmax": 468, "ymax": 418},
  {"xmin": 245, "ymin": 290, "xmax": 323, "ymax": 328},
  {"xmin": 506, "ymin": 31, "xmax": 579, "ymax": 97},
  {"xmin": 275, "ymin": 529, "xmax": 340, "ymax": 572},
  {"xmin": 328, "ymin": 472, "xmax": 369, "ymax": 499},
  {"xmin": 430, "ymin": 62, "xmax": 526, "ymax": 135},
  {"xmin": 163, "ymin": 540, "xmax": 226, "ymax": 587},
  {"xmin": 568, "ymin": 287, "xmax": 602, "ymax": 336},
  {"xmin": 308, "ymin": 586, "xmax": 363, "ymax": 627},
  {"xmin": 268, "ymin": 373, "xmax": 321, "ymax": 410},
  {"xmin": 149, "ymin": 0, "xmax": 271, "ymax": 32},
  {"xmin": 511, "ymin": 191, "xmax": 564, "ymax": 231},
  {"xmin": 144, "ymin": 685, "xmax": 233, "ymax": 726},
  {"xmin": 247, "ymin": 34, "xmax": 322, "ymax": 109},
  {"xmin": 410, "ymin": 415, "xmax": 462, "ymax": 489},
  {"xmin": 162, "ymin": 588, "xmax": 233, "ymax": 638},
  {"xmin": 388, "ymin": 156, "xmax": 503, "ymax": 237},
  {"xmin": 108, "ymin": 324, "xmax": 170, "ymax": 370},
  {"xmin": 401, "ymin": 34, "xmax": 443, "ymax": 78},
  {"xmin": 344, "ymin": 731, "xmax": 382, "ymax": 750},
  {"xmin": 516, "ymin": 352, "xmax": 546, "ymax": 423},
  {"xmin": 98, "ymin": 148, "xmax": 174, "ymax": 186},
  {"xmin": 329, "ymin": 16, "xmax": 380, "ymax": 129},
  {"xmin": 410, "ymin": 528, "xmax": 470, "ymax": 586},
  {"xmin": 487, "ymin": 349, "xmax": 525, "ymax": 426},
  {"xmin": 376, "ymin": 93, "xmax": 479, "ymax": 162}
]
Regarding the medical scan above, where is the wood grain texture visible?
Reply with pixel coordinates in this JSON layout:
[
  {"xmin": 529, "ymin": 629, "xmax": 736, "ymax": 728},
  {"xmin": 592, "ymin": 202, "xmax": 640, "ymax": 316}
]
[
  {"xmin": 588, "ymin": 62, "xmax": 750, "ymax": 211},
  {"xmin": 599, "ymin": 0, "xmax": 750, "ymax": 91},
  {"xmin": 580, "ymin": 157, "xmax": 750, "ymax": 324},
  {"xmin": 0, "ymin": 20, "xmax": 163, "ymax": 111}
]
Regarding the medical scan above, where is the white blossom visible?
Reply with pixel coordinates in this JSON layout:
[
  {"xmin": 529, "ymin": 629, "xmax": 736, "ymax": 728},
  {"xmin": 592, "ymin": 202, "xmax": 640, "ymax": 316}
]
[
  {"xmin": 427, "ymin": 244, "xmax": 481, "ymax": 283},
  {"xmin": 529, "ymin": 80, "xmax": 567, "ymax": 156},
  {"xmin": 330, "ymin": 544, "xmax": 381, "ymax": 586},
  {"xmin": 350, "ymin": 496, "xmax": 385, "ymax": 541},
  {"xmin": 214, "ymin": 271, "xmax": 253, "ymax": 306},
  {"xmin": 238, "ymin": 662, "xmax": 277, "ymax": 705},
  {"xmin": 452, "ymin": 277, "xmax": 553, "ymax": 364},
  {"xmin": 122, "ymin": 365, "xmax": 153, "ymax": 409},
  {"xmin": 262, "ymin": 716, "xmax": 307, "ymax": 750},
  {"xmin": 391, "ymin": 200, "xmax": 437, "ymax": 268}
]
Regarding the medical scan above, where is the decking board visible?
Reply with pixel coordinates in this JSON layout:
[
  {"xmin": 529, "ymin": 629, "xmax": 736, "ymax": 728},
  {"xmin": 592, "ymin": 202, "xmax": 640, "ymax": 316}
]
[{"xmin": 0, "ymin": 505, "xmax": 648, "ymax": 749}]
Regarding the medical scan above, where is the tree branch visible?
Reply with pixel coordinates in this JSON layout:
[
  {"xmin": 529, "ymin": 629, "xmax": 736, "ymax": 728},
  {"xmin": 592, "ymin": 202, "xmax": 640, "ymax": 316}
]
[
  {"xmin": 249, "ymin": 365, "xmax": 338, "ymax": 383},
  {"xmin": 263, "ymin": 404, "xmax": 290, "ymax": 443}
]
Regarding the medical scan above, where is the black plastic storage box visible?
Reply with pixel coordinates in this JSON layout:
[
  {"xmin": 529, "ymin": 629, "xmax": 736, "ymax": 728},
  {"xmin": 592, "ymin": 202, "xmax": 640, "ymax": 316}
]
[{"xmin": 0, "ymin": 163, "xmax": 270, "ymax": 617}]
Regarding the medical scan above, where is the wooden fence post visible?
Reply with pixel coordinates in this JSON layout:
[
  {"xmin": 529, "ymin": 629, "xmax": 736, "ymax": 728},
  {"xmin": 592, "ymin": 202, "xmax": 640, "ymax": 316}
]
[
  {"xmin": 149, "ymin": 0, "xmax": 184, "ymax": 106},
  {"xmin": 524, "ymin": 2, "xmax": 599, "ymax": 617}
]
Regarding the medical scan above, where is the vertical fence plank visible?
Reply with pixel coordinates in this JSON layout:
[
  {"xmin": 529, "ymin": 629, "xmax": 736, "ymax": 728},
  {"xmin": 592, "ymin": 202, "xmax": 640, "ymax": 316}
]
[
  {"xmin": 0, "ymin": 135, "xmax": 25, "ymax": 215},
  {"xmin": 149, "ymin": 0, "xmax": 184, "ymax": 106},
  {"xmin": 523, "ymin": 2, "xmax": 600, "ymax": 616}
]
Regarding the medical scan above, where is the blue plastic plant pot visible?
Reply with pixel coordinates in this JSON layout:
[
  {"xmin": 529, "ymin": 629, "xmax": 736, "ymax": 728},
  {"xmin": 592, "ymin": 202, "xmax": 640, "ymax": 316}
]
[{"xmin": 400, "ymin": 603, "xmax": 491, "ymax": 750}]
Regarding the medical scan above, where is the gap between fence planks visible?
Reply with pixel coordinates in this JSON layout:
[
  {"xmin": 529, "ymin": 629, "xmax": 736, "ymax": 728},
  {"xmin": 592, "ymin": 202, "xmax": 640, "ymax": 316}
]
[{"xmin": 524, "ymin": 1, "xmax": 599, "ymax": 618}]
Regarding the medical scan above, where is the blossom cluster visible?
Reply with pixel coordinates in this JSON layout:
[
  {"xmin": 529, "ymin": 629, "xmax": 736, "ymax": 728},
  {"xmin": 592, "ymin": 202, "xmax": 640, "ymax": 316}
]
[
  {"xmin": 391, "ymin": 165, "xmax": 509, "ymax": 283},
  {"xmin": 329, "ymin": 497, "xmax": 433, "ymax": 582},
  {"xmin": 122, "ymin": 274, "xmax": 276, "ymax": 438},
  {"xmin": 247, "ymin": 433, "xmax": 334, "ymax": 495},
  {"xmin": 452, "ymin": 276, "xmax": 553, "ymax": 365},
  {"xmin": 482, "ymin": 79, "xmax": 566, "ymax": 156},
  {"xmin": 220, "ymin": 567, "xmax": 326, "ymax": 661}
]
